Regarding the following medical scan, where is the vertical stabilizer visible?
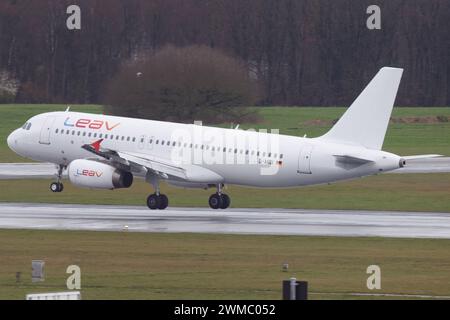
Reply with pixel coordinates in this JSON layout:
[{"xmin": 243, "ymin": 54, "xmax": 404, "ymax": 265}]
[{"xmin": 321, "ymin": 67, "xmax": 403, "ymax": 150}]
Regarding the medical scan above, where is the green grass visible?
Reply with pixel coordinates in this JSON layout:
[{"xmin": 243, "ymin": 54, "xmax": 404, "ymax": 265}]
[
  {"xmin": 1, "ymin": 173, "xmax": 449, "ymax": 212},
  {"xmin": 1, "ymin": 229, "xmax": 449, "ymax": 300}
]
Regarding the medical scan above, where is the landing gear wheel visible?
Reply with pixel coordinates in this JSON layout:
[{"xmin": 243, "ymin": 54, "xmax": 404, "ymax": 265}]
[
  {"xmin": 146, "ymin": 194, "xmax": 169, "ymax": 210},
  {"xmin": 209, "ymin": 193, "xmax": 223, "ymax": 209},
  {"xmin": 147, "ymin": 194, "xmax": 160, "ymax": 210},
  {"xmin": 220, "ymin": 194, "xmax": 230, "ymax": 209},
  {"xmin": 158, "ymin": 194, "xmax": 169, "ymax": 210},
  {"xmin": 50, "ymin": 182, "xmax": 63, "ymax": 193}
]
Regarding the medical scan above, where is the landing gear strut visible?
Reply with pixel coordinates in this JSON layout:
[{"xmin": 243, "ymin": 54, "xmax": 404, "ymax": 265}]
[
  {"xmin": 50, "ymin": 165, "xmax": 65, "ymax": 193},
  {"xmin": 209, "ymin": 184, "xmax": 231, "ymax": 209},
  {"xmin": 145, "ymin": 173, "xmax": 169, "ymax": 210}
]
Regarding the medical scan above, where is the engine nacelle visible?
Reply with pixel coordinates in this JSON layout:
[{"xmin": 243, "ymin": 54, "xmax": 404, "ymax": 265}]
[{"xmin": 68, "ymin": 159, "xmax": 133, "ymax": 189}]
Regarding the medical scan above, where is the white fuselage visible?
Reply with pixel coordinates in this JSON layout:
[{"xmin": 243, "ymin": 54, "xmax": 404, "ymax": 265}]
[{"xmin": 7, "ymin": 111, "xmax": 403, "ymax": 188}]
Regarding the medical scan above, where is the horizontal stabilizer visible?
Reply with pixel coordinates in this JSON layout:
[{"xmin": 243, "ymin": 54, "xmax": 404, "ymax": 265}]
[{"xmin": 333, "ymin": 154, "xmax": 375, "ymax": 164}]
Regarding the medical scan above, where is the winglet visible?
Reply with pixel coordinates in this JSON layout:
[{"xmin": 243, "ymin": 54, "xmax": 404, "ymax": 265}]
[{"xmin": 90, "ymin": 139, "xmax": 104, "ymax": 152}]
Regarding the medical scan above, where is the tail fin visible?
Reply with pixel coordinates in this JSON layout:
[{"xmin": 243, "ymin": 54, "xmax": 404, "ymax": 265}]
[{"xmin": 321, "ymin": 67, "xmax": 403, "ymax": 150}]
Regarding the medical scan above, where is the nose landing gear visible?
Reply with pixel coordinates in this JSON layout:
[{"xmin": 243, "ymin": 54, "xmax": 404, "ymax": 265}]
[{"xmin": 50, "ymin": 164, "xmax": 65, "ymax": 193}]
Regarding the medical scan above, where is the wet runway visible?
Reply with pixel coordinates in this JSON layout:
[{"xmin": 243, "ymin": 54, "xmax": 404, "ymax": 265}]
[
  {"xmin": 1, "ymin": 157, "xmax": 449, "ymax": 179},
  {"xmin": 0, "ymin": 203, "xmax": 449, "ymax": 239}
]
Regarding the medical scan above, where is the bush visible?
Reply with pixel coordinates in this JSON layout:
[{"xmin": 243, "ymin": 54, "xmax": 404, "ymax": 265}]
[{"xmin": 103, "ymin": 45, "xmax": 260, "ymax": 123}]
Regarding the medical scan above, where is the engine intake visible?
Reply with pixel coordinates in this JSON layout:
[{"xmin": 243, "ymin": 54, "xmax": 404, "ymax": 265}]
[{"xmin": 68, "ymin": 159, "xmax": 133, "ymax": 189}]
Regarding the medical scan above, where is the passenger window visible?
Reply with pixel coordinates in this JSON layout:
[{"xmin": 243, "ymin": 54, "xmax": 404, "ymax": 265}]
[
  {"xmin": 173, "ymin": 141, "xmax": 176, "ymax": 146},
  {"xmin": 93, "ymin": 133, "xmax": 97, "ymax": 138},
  {"xmin": 121, "ymin": 136, "xmax": 125, "ymax": 141},
  {"xmin": 88, "ymin": 132, "xmax": 92, "ymax": 137},
  {"xmin": 99, "ymin": 133, "xmax": 103, "ymax": 138},
  {"xmin": 83, "ymin": 132, "xmax": 86, "ymax": 137},
  {"xmin": 55, "ymin": 129, "xmax": 59, "ymax": 133},
  {"xmin": 132, "ymin": 137, "xmax": 136, "ymax": 142},
  {"xmin": 149, "ymin": 139, "xmax": 153, "ymax": 144},
  {"xmin": 77, "ymin": 131, "xmax": 81, "ymax": 136},
  {"xmin": 280, "ymin": 154, "xmax": 284, "ymax": 159},
  {"xmin": 72, "ymin": 130, "xmax": 75, "ymax": 135}
]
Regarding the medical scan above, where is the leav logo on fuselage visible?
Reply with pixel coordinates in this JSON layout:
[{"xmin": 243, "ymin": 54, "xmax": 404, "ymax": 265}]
[{"xmin": 64, "ymin": 117, "xmax": 120, "ymax": 131}]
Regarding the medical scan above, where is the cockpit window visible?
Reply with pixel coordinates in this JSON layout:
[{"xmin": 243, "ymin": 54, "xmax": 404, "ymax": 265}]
[{"xmin": 21, "ymin": 122, "xmax": 32, "ymax": 130}]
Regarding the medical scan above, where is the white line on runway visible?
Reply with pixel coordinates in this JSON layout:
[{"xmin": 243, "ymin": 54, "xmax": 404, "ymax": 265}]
[{"xmin": 1, "ymin": 203, "xmax": 450, "ymax": 239}]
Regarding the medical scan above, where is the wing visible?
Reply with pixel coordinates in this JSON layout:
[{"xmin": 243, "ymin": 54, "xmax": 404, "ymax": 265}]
[{"xmin": 81, "ymin": 139, "xmax": 224, "ymax": 183}]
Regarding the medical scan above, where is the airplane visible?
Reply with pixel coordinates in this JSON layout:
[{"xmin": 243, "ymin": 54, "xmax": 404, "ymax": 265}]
[{"xmin": 6, "ymin": 67, "xmax": 440, "ymax": 210}]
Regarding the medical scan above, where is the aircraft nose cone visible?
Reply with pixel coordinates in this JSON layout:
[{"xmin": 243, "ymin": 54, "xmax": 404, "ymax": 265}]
[{"xmin": 7, "ymin": 131, "xmax": 17, "ymax": 151}]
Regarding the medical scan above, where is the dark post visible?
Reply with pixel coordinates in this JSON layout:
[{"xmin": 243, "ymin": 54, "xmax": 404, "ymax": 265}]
[{"xmin": 282, "ymin": 279, "xmax": 308, "ymax": 300}]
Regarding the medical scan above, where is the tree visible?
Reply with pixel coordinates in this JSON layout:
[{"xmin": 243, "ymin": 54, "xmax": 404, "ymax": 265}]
[{"xmin": 104, "ymin": 45, "xmax": 260, "ymax": 123}]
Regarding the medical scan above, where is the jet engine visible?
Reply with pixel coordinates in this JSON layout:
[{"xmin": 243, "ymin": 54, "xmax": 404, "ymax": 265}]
[{"xmin": 68, "ymin": 159, "xmax": 133, "ymax": 189}]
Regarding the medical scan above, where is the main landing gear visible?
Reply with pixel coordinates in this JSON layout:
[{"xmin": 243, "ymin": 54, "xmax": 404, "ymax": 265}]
[
  {"xmin": 50, "ymin": 165, "xmax": 65, "ymax": 193},
  {"xmin": 146, "ymin": 193, "xmax": 169, "ymax": 210},
  {"xmin": 144, "ymin": 173, "xmax": 231, "ymax": 210},
  {"xmin": 145, "ymin": 173, "xmax": 169, "ymax": 210},
  {"xmin": 208, "ymin": 184, "xmax": 231, "ymax": 209}
]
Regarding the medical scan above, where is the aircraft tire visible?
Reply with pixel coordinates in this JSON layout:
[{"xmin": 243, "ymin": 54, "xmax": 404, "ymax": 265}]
[
  {"xmin": 158, "ymin": 194, "xmax": 169, "ymax": 210},
  {"xmin": 50, "ymin": 182, "xmax": 63, "ymax": 193},
  {"xmin": 147, "ymin": 194, "xmax": 161, "ymax": 210},
  {"xmin": 209, "ymin": 193, "xmax": 223, "ymax": 209},
  {"xmin": 220, "ymin": 194, "xmax": 230, "ymax": 209}
]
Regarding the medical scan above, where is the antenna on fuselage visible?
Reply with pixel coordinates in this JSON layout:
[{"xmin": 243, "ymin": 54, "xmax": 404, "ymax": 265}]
[{"xmin": 65, "ymin": 106, "xmax": 71, "ymax": 112}]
